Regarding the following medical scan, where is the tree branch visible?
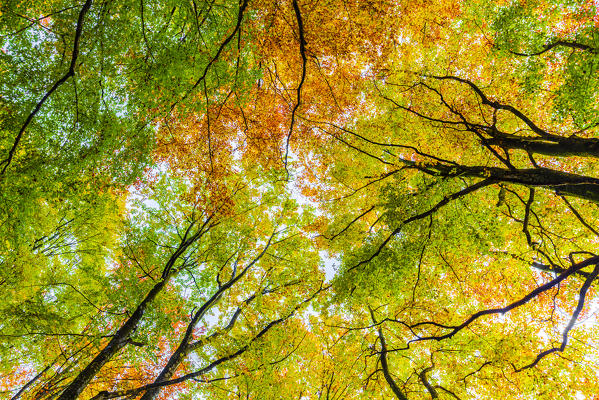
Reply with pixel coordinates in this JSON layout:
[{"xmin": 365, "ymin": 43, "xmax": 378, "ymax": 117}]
[
  {"xmin": 283, "ymin": 0, "xmax": 308, "ymax": 175},
  {"xmin": 508, "ymin": 40, "xmax": 596, "ymax": 57},
  {"xmin": 1, "ymin": 0, "xmax": 93, "ymax": 175},
  {"xmin": 369, "ymin": 307, "xmax": 409, "ymax": 400},
  {"xmin": 409, "ymin": 255, "xmax": 599, "ymax": 342},
  {"xmin": 348, "ymin": 178, "xmax": 495, "ymax": 272},
  {"xmin": 427, "ymin": 75, "xmax": 552, "ymax": 139},
  {"xmin": 91, "ymin": 286, "xmax": 328, "ymax": 399},
  {"xmin": 514, "ymin": 263, "xmax": 599, "ymax": 371}
]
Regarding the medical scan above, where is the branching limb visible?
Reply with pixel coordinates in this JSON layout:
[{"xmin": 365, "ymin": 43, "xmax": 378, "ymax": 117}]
[
  {"xmin": 532, "ymin": 260, "xmax": 591, "ymax": 279},
  {"xmin": 176, "ymin": 0, "xmax": 248, "ymax": 106},
  {"xmin": 139, "ymin": 0, "xmax": 154, "ymax": 60},
  {"xmin": 421, "ymin": 376, "xmax": 439, "ymax": 399},
  {"xmin": 348, "ymin": 178, "xmax": 495, "ymax": 272},
  {"xmin": 56, "ymin": 216, "xmax": 217, "ymax": 400},
  {"xmin": 139, "ymin": 227, "xmax": 282, "ymax": 400},
  {"xmin": 411, "ymin": 161, "xmax": 599, "ymax": 204},
  {"xmin": 283, "ymin": 0, "xmax": 308, "ymax": 175},
  {"xmin": 91, "ymin": 285, "xmax": 328, "ymax": 399},
  {"xmin": 418, "ymin": 355, "xmax": 438, "ymax": 399},
  {"xmin": 426, "ymin": 75, "xmax": 552, "ymax": 139},
  {"xmin": 369, "ymin": 307, "xmax": 409, "ymax": 400},
  {"xmin": 322, "ymin": 206, "xmax": 376, "ymax": 241},
  {"xmin": 460, "ymin": 361, "xmax": 491, "ymax": 388},
  {"xmin": 409, "ymin": 255, "xmax": 599, "ymax": 342},
  {"xmin": 1, "ymin": 0, "xmax": 93, "ymax": 175},
  {"xmin": 322, "ymin": 127, "xmax": 395, "ymax": 165},
  {"xmin": 300, "ymin": 116, "xmax": 459, "ymax": 165},
  {"xmin": 514, "ymin": 263, "xmax": 599, "ymax": 371}
]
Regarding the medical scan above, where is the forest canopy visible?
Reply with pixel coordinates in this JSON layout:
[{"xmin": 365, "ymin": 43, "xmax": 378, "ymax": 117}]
[{"xmin": 1, "ymin": 0, "xmax": 598, "ymax": 399}]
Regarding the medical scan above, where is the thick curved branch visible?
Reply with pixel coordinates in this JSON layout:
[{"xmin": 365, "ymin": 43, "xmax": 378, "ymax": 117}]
[
  {"xmin": 413, "ymin": 161, "xmax": 599, "ymax": 204},
  {"xmin": 369, "ymin": 308, "xmax": 409, "ymax": 400},
  {"xmin": 532, "ymin": 260, "xmax": 591, "ymax": 279},
  {"xmin": 410, "ymin": 255, "xmax": 599, "ymax": 342},
  {"xmin": 483, "ymin": 133, "xmax": 599, "ymax": 159},
  {"xmin": 283, "ymin": 0, "xmax": 308, "ymax": 173},
  {"xmin": 419, "ymin": 365, "xmax": 438, "ymax": 399},
  {"xmin": 1, "ymin": 0, "xmax": 93, "ymax": 175},
  {"xmin": 508, "ymin": 40, "xmax": 597, "ymax": 57},
  {"xmin": 514, "ymin": 263, "xmax": 599, "ymax": 371}
]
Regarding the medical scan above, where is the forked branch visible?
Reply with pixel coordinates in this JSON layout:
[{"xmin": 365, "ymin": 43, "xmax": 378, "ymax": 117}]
[
  {"xmin": 407, "ymin": 255, "xmax": 599, "ymax": 343},
  {"xmin": 1, "ymin": 0, "xmax": 93, "ymax": 175}
]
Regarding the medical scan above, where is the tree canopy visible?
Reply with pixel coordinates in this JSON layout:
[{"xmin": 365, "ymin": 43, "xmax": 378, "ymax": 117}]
[{"xmin": 1, "ymin": 0, "xmax": 599, "ymax": 399}]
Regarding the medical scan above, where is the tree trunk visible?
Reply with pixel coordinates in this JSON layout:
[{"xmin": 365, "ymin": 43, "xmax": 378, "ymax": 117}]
[{"xmin": 57, "ymin": 280, "xmax": 167, "ymax": 400}]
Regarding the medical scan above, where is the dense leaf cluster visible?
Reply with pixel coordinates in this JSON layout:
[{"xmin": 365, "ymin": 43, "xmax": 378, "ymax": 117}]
[{"xmin": 1, "ymin": 0, "xmax": 598, "ymax": 399}]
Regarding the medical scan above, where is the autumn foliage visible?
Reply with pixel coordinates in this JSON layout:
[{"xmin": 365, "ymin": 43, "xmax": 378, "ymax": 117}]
[{"xmin": 1, "ymin": 0, "xmax": 598, "ymax": 399}]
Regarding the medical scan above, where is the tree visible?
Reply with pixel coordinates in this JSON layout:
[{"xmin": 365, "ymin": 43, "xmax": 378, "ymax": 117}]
[
  {"xmin": 304, "ymin": 0, "xmax": 599, "ymax": 397},
  {"xmin": 2, "ymin": 0, "xmax": 599, "ymax": 399}
]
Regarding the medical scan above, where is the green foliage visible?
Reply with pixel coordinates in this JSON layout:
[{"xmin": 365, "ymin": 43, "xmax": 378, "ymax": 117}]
[{"xmin": 489, "ymin": 0, "xmax": 599, "ymax": 127}]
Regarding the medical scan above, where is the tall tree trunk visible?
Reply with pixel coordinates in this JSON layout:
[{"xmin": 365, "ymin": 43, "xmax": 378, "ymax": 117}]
[
  {"xmin": 139, "ymin": 233, "xmax": 276, "ymax": 400},
  {"xmin": 57, "ymin": 217, "xmax": 211, "ymax": 399},
  {"xmin": 57, "ymin": 279, "xmax": 168, "ymax": 400}
]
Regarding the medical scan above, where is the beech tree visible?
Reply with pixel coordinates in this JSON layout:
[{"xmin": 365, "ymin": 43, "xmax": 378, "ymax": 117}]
[
  {"xmin": 305, "ymin": 1, "xmax": 599, "ymax": 398},
  {"xmin": 1, "ymin": 0, "xmax": 598, "ymax": 399}
]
